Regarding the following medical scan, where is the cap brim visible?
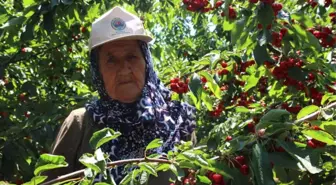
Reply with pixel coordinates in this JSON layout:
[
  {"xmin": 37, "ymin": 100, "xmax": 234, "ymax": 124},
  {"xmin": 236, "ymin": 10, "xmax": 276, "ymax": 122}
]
[{"xmin": 90, "ymin": 34, "xmax": 153, "ymax": 50}]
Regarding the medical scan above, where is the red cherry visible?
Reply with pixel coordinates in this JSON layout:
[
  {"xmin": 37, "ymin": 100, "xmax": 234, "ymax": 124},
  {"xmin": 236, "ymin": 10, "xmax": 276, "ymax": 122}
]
[
  {"xmin": 201, "ymin": 77, "xmax": 207, "ymax": 83},
  {"xmin": 307, "ymin": 140, "xmax": 317, "ymax": 148},
  {"xmin": 0, "ymin": 112, "xmax": 8, "ymax": 118},
  {"xmin": 312, "ymin": 139, "xmax": 326, "ymax": 147},
  {"xmin": 266, "ymin": 24, "xmax": 272, "ymax": 30},
  {"xmin": 311, "ymin": 125, "xmax": 322, "ymax": 130},
  {"xmin": 24, "ymin": 111, "xmax": 30, "ymax": 118},
  {"xmin": 308, "ymin": 73, "xmax": 315, "ymax": 81},
  {"xmin": 21, "ymin": 48, "xmax": 26, "ymax": 53},
  {"xmin": 68, "ymin": 48, "xmax": 73, "ymax": 52},
  {"xmin": 215, "ymin": 1, "xmax": 224, "ymax": 8},
  {"xmin": 240, "ymin": 165, "xmax": 249, "ymax": 175},
  {"xmin": 212, "ymin": 173, "xmax": 224, "ymax": 183},
  {"xmin": 183, "ymin": 178, "xmax": 190, "ymax": 185},
  {"xmin": 275, "ymin": 146, "xmax": 285, "ymax": 152},
  {"xmin": 257, "ymin": 23, "xmax": 263, "ymax": 29},
  {"xmin": 280, "ymin": 28, "xmax": 288, "ymax": 36},
  {"xmin": 80, "ymin": 26, "xmax": 86, "ymax": 33},
  {"xmin": 225, "ymin": 135, "xmax": 232, "ymax": 141},
  {"xmin": 16, "ymin": 179, "xmax": 23, "ymax": 185},
  {"xmin": 329, "ymin": 12, "xmax": 336, "ymax": 17},
  {"xmin": 249, "ymin": 0, "xmax": 258, "ymax": 3},
  {"xmin": 235, "ymin": 155, "xmax": 245, "ymax": 165},
  {"xmin": 221, "ymin": 61, "xmax": 228, "ymax": 68},
  {"xmin": 19, "ymin": 93, "xmax": 25, "ymax": 101}
]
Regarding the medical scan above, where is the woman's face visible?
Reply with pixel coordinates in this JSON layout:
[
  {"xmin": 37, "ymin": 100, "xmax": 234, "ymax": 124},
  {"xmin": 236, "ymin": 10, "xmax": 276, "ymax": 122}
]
[{"xmin": 98, "ymin": 40, "xmax": 146, "ymax": 103}]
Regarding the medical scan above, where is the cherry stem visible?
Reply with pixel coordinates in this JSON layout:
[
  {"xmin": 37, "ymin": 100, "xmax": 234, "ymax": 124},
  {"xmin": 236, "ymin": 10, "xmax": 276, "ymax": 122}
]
[{"xmin": 40, "ymin": 158, "xmax": 172, "ymax": 185}]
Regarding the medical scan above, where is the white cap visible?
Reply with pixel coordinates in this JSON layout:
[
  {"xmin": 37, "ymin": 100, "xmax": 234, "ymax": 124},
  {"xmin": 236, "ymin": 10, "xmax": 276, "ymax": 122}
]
[{"xmin": 89, "ymin": 6, "xmax": 153, "ymax": 51}]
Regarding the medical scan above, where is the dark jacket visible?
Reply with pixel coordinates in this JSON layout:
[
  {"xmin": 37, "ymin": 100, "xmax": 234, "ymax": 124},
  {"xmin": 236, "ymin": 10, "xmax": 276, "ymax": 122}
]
[{"xmin": 44, "ymin": 107, "xmax": 194, "ymax": 184}]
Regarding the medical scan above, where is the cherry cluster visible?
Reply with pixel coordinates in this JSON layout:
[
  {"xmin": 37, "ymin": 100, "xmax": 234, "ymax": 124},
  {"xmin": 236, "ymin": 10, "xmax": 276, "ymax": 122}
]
[
  {"xmin": 258, "ymin": 77, "xmax": 268, "ymax": 94},
  {"xmin": 308, "ymin": 0, "xmax": 333, "ymax": 7},
  {"xmin": 180, "ymin": 169, "xmax": 196, "ymax": 185},
  {"xmin": 271, "ymin": 57, "xmax": 305, "ymax": 90},
  {"xmin": 246, "ymin": 121, "xmax": 256, "ymax": 133},
  {"xmin": 217, "ymin": 61, "xmax": 229, "ymax": 76},
  {"xmin": 220, "ymin": 6, "xmax": 237, "ymax": 20},
  {"xmin": 209, "ymin": 101, "xmax": 224, "ymax": 118},
  {"xmin": 206, "ymin": 172, "xmax": 226, "ymax": 185},
  {"xmin": 170, "ymin": 77, "xmax": 189, "ymax": 94},
  {"xmin": 271, "ymin": 28, "xmax": 288, "ymax": 47},
  {"xmin": 330, "ymin": 12, "xmax": 336, "ymax": 24},
  {"xmin": 232, "ymin": 155, "xmax": 249, "ymax": 175},
  {"xmin": 308, "ymin": 27, "xmax": 336, "ymax": 48},
  {"xmin": 281, "ymin": 103, "xmax": 302, "ymax": 114},
  {"xmin": 183, "ymin": 0, "xmax": 211, "ymax": 13},
  {"xmin": 307, "ymin": 0, "xmax": 318, "ymax": 7},
  {"xmin": 235, "ymin": 92, "xmax": 254, "ymax": 107},
  {"xmin": 271, "ymin": 3, "xmax": 283, "ymax": 16},
  {"xmin": 232, "ymin": 60, "xmax": 255, "ymax": 75},
  {"xmin": 307, "ymin": 87, "xmax": 324, "ymax": 106}
]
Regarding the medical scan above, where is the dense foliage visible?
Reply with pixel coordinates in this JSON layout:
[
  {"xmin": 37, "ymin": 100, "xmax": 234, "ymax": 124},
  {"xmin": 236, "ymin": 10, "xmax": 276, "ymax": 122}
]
[{"xmin": 0, "ymin": 0, "xmax": 336, "ymax": 184}]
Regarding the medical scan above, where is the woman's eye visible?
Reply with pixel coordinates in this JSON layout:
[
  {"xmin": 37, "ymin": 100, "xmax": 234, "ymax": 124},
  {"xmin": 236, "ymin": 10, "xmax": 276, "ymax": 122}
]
[
  {"xmin": 128, "ymin": 55, "xmax": 137, "ymax": 60},
  {"xmin": 107, "ymin": 57, "xmax": 115, "ymax": 63}
]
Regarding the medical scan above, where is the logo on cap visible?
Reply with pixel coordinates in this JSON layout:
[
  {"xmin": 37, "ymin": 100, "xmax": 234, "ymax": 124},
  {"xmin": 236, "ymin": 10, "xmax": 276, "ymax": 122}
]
[{"xmin": 111, "ymin": 18, "xmax": 126, "ymax": 31}]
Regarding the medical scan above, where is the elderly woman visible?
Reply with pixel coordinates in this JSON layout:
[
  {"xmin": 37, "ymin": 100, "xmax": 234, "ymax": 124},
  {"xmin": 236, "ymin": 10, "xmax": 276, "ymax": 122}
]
[{"xmin": 45, "ymin": 6, "xmax": 196, "ymax": 184}]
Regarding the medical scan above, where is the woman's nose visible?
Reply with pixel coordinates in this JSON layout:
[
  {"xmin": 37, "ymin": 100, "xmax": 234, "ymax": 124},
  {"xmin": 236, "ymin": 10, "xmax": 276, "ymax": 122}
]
[{"xmin": 118, "ymin": 60, "xmax": 132, "ymax": 75}]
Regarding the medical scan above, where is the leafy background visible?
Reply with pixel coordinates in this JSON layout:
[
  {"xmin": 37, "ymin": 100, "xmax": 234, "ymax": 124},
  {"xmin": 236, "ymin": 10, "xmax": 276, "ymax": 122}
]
[{"xmin": 0, "ymin": 0, "xmax": 336, "ymax": 184}]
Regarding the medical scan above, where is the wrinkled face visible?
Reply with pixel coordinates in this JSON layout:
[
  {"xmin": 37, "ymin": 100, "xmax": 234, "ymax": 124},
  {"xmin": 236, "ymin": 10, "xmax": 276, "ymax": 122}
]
[{"xmin": 98, "ymin": 40, "xmax": 146, "ymax": 103}]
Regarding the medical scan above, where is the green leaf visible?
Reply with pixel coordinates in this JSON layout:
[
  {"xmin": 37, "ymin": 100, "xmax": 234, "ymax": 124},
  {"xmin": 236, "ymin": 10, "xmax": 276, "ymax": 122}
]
[
  {"xmin": 268, "ymin": 152, "xmax": 301, "ymax": 170},
  {"xmin": 257, "ymin": 4, "xmax": 274, "ymax": 27},
  {"xmin": 197, "ymin": 175, "xmax": 211, "ymax": 184},
  {"xmin": 231, "ymin": 18, "xmax": 246, "ymax": 45},
  {"xmin": 199, "ymin": 71, "xmax": 221, "ymax": 99},
  {"xmin": 1, "ymin": 16, "xmax": 26, "ymax": 29},
  {"xmin": 139, "ymin": 171, "xmax": 149, "ymax": 185},
  {"xmin": 244, "ymin": 66, "xmax": 266, "ymax": 91},
  {"xmin": 251, "ymin": 143, "xmax": 276, "ymax": 185},
  {"xmin": 139, "ymin": 163, "xmax": 157, "ymax": 177},
  {"xmin": 253, "ymin": 44, "xmax": 272, "ymax": 66},
  {"xmin": 201, "ymin": 91, "xmax": 214, "ymax": 111},
  {"xmin": 319, "ymin": 121, "xmax": 336, "ymax": 136},
  {"xmin": 89, "ymin": 128, "xmax": 121, "ymax": 150},
  {"xmin": 34, "ymin": 154, "xmax": 68, "ymax": 176},
  {"xmin": 22, "ymin": 176, "xmax": 47, "ymax": 185},
  {"xmin": 23, "ymin": 0, "xmax": 36, "ymax": 8},
  {"xmin": 156, "ymin": 163, "xmax": 171, "ymax": 172},
  {"xmin": 287, "ymin": 67, "xmax": 307, "ymax": 81},
  {"xmin": 145, "ymin": 138, "xmax": 163, "ymax": 151},
  {"xmin": 79, "ymin": 153, "xmax": 101, "ymax": 173},
  {"xmin": 302, "ymin": 129, "xmax": 335, "ymax": 145},
  {"xmin": 276, "ymin": 140, "xmax": 322, "ymax": 174},
  {"xmin": 292, "ymin": 24, "xmax": 321, "ymax": 52},
  {"xmin": 256, "ymin": 109, "xmax": 291, "ymax": 131},
  {"xmin": 87, "ymin": 3, "xmax": 100, "ymax": 21},
  {"xmin": 188, "ymin": 73, "xmax": 202, "ymax": 101},
  {"xmin": 235, "ymin": 106, "xmax": 250, "ymax": 113},
  {"xmin": 297, "ymin": 105, "xmax": 319, "ymax": 119}
]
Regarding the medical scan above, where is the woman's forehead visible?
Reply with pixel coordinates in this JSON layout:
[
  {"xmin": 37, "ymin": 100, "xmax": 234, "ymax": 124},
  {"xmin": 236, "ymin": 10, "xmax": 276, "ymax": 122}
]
[{"xmin": 100, "ymin": 40, "xmax": 140, "ymax": 55}]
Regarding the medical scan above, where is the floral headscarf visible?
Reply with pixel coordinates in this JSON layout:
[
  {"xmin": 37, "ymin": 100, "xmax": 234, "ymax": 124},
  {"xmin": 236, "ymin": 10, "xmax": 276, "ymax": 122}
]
[{"xmin": 85, "ymin": 41, "xmax": 196, "ymax": 183}]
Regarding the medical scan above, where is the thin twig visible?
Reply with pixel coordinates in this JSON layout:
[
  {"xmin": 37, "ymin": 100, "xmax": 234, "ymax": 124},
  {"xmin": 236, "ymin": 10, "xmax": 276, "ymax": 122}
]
[
  {"xmin": 293, "ymin": 101, "xmax": 336, "ymax": 124},
  {"xmin": 40, "ymin": 158, "xmax": 172, "ymax": 185},
  {"xmin": 164, "ymin": 65, "xmax": 210, "ymax": 86}
]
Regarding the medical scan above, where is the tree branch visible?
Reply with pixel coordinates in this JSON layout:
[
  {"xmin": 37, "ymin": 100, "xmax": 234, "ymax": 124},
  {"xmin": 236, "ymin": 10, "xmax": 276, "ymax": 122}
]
[
  {"xmin": 164, "ymin": 64, "xmax": 210, "ymax": 86},
  {"xmin": 293, "ymin": 101, "xmax": 336, "ymax": 124},
  {"xmin": 40, "ymin": 158, "xmax": 172, "ymax": 185},
  {"xmin": 2, "ymin": 38, "xmax": 85, "ymax": 69}
]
